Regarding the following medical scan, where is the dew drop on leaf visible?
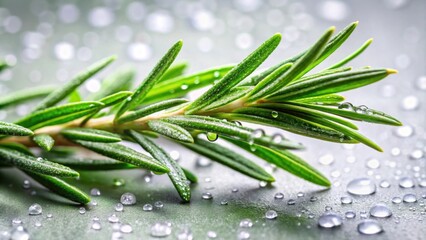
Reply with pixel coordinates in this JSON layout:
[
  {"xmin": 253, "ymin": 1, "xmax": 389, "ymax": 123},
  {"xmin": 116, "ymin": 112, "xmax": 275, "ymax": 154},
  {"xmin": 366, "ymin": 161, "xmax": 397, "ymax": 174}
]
[{"xmin": 206, "ymin": 132, "xmax": 218, "ymax": 142}]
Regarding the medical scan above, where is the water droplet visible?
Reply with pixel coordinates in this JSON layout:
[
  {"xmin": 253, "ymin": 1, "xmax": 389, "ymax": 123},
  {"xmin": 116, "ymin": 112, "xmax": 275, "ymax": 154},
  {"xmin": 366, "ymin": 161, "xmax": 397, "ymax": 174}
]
[
  {"xmin": 366, "ymin": 158, "xmax": 380, "ymax": 169},
  {"xmin": 391, "ymin": 197, "xmax": 402, "ymax": 204},
  {"xmin": 399, "ymin": 177, "xmax": 415, "ymax": 188},
  {"xmin": 10, "ymin": 226, "xmax": 29, "ymax": 240},
  {"xmin": 259, "ymin": 181, "xmax": 268, "ymax": 188},
  {"xmin": 207, "ymin": 231, "xmax": 217, "ymax": 239},
  {"xmin": 274, "ymin": 192, "xmax": 284, "ymax": 199},
  {"xmin": 340, "ymin": 196, "xmax": 353, "ymax": 204},
  {"xmin": 271, "ymin": 134, "xmax": 283, "ymax": 145},
  {"xmin": 12, "ymin": 218, "xmax": 22, "ymax": 226},
  {"xmin": 318, "ymin": 154, "xmax": 334, "ymax": 166},
  {"xmin": 237, "ymin": 230, "xmax": 250, "ymax": 240},
  {"xmin": 297, "ymin": 192, "xmax": 305, "ymax": 198},
  {"xmin": 287, "ymin": 199, "xmax": 296, "ymax": 205},
  {"xmin": 394, "ymin": 125, "xmax": 414, "ymax": 138},
  {"xmin": 207, "ymin": 132, "xmax": 218, "ymax": 142},
  {"xmin": 46, "ymin": 213, "xmax": 52, "ymax": 218},
  {"xmin": 369, "ymin": 203, "xmax": 392, "ymax": 218},
  {"xmin": 201, "ymin": 192, "xmax": 213, "ymax": 200},
  {"xmin": 239, "ymin": 219, "xmax": 253, "ymax": 228},
  {"xmin": 108, "ymin": 214, "xmax": 119, "ymax": 223},
  {"xmin": 120, "ymin": 224, "xmax": 133, "ymax": 233},
  {"xmin": 120, "ymin": 192, "xmax": 136, "ymax": 205},
  {"xmin": 91, "ymin": 221, "xmax": 102, "ymax": 230},
  {"xmin": 154, "ymin": 201, "xmax": 164, "ymax": 208},
  {"xmin": 78, "ymin": 207, "xmax": 86, "ymax": 214},
  {"xmin": 271, "ymin": 111, "xmax": 278, "ymax": 118},
  {"xmin": 310, "ymin": 196, "xmax": 318, "ymax": 202},
  {"xmin": 357, "ymin": 219, "xmax": 383, "ymax": 235},
  {"xmin": 416, "ymin": 75, "xmax": 426, "ymax": 90},
  {"xmin": 90, "ymin": 188, "xmax": 101, "ymax": 196},
  {"xmin": 28, "ymin": 203, "xmax": 42, "ymax": 215},
  {"xmin": 54, "ymin": 42, "xmax": 75, "ymax": 60},
  {"xmin": 401, "ymin": 95, "xmax": 419, "ymax": 110},
  {"xmin": 338, "ymin": 102, "xmax": 355, "ymax": 111},
  {"xmin": 403, "ymin": 193, "xmax": 417, "ymax": 203},
  {"xmin": 346, "ymin": 178, "xmax": 376, "ymax": 195},
  {"xmin": 22, "ymin": 180, "xmax": 31, "ymax": 189},
  {"xmin": 317, "ymin": 212, "xmax": 342, "ymax": 228},
  {"xmin": 150, "ymin": 222, "xmax": 172, "ymax": 237},
  {"xmin": 265, "ymin": 210, "xmax": 278, "ymax": 220},
  {"xmin": 196, "ymin": 157, "xmax": 212, "ymax": 167},
  {"xmin": 379, "ymin": 180, "xmax": 391, "ymax": 188},
  {"xmin": 143, "ymin": 204, "xmax": 153, "ymax": 211},
  {"xmin": 325, "ymin": 206, "xmax": 333, "ymax": 211},
  {"xmin": 345, "ymin": 211, "xmax": 356, "ymax": 219},
  {"xmin": 115, "ymin": 203, "xmax": 124, "ymax": 212},
  {"xmin": 113, "ymin": 178, "xmax": 125, "ymax": 187}
]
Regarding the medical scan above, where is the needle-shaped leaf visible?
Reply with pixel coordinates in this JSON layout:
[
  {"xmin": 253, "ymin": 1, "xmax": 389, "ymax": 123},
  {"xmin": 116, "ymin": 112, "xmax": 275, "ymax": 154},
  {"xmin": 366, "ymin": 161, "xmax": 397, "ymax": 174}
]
[
  {"xmin": 246, "ymin": 63, "xmax": 293, "ymax": 98},
  {"xmin": 144, "ymin": 65, "xmax": 233, "ymax": 104},
  {"xmin": 70, "ymin": 140, "xmax": 169, "ymax": 173},
  {"xmin": 0, "ymin": 147, "xmax": 79, "ymax": 177},
  {"xmin": 204, "ymin": 86, "xmax": 253, "ymax": 111},
  {"xmin": 293, "ymin": 94, "xmax": 345, "ymax": 104},
  {"xmin": 0, "ymin": 121, "xmax": 34, "ymax": 136},
  {"xmin": 290, "ymin": 66, "xmax": 352, "ymax": 85},
  {"xmin": 186, "ymin": 33, "xmax": 282, "ymax": 114},
  {"xmin": 163, "ymin": 115, "xmax": 303, "ymax": 150},
  {"xmin": 34, "ymin": 56, "xmax": 116, "ymax": 111},
  {"xmin": 268, "ymin": 69, "xmax": 396, "ymax": 101},
  {"xmin": 183, "ymin": 138, "xmax": 275, "ymax": 182},
  {"xmin": 61, "ymin": 128, "xmax": 121, "ymax": 143},
  {"xmin": 15, "ymin": 101, "xmax": 103, "ymax": 130},
  {"xmin": 118, "ymin": 98, "xmax": 188, "ymax": 123},
  {"xmin": 49, "ymin": 157, "xmax": 136, "ymax": 170},
  {"xmin": 158, "ymin": 62, "xmax": 188, "ymax": 82},
  {"xmin": 224, "ymin": 137, "xmax": 330, "ymax": 186},
  {"xmin": 115, "ymin": 40, "xmax": 183, "ymax": 119},
  {"xmin": 68, "ymin": 90, "xmax": 82, "ymax": 103},
  {"xmin": 25, "ymin": 172, "xmax": 90, "ymax": 204},
  {"xmin": 32, "ymin": 134, "xmax": 55, "ymax": 151},
  {"xmin": 0, "ymin": 85, "xmax": 54, "ymax": 109},
  {"xmin": 218, "ymin": 107, "xmax": 357, "ymax": 143},
  {"xmin": 128, "ymin": 130, "xmax": 191, "ymax": 202},
  {"xmin": 248, "ymin": 27, "xmax": 335, "ymax": 101},
  {"xmin": 89, "ymin": 65, "xmax": 136, "ymax": 100},
  {"xmin": 328, "ymin": 38, "xmax": 373, "ymax": 69},
  {"xmin": 181, "ymin": 167, "xmax": 198, "ymax": 183},
  {"xmin": 0, "ymin": 143, "xmax": 34, "ymax": 156},
  {"xmin": 147, "ymin": 120, "xmax": 194, "ymax": 143}
]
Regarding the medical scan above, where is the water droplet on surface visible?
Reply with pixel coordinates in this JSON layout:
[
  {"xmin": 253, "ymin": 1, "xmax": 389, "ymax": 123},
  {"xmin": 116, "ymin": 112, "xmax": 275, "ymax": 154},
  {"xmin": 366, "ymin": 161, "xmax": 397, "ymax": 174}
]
[
  {"xmin": 399, "ymin": 177, "xmax": 415, "ymax": 188},
  {"xmin": 78, "ymin": 207, "xmax": 86, "ymax": 214},
  {"xmin": 220, "ymin": 200, "xmax": 228, "ymax": 205},
  {"xmin": 108, "ymin": 214, "xmax": 119, "ymax": 223},
  {"xmin": 338, "ymin": 102, "xmax": 355, "ymax": 111},
  {"xmin": 259, "ymin": 181, "xmax": 268, "ymax": 188},
  {"xmin": 237, "ymin": 231, "xmax": 250, "ymax": 240},
  {"xmin": 143, "ymin": 204, "xmax": 153, "ymax": 211},
  {"xmin": 409, "ymin": 149, "xmax": 424, "ymax": 160},
  {"xmin": 12, "ymin": 218, "xmax": 22, "ymax": 226},
  {"xmin": 196, "ymin": 157, "xmax": 212, "ymax": 167},
  {"xmin": 340, "ymin": 196, "xmax": 353, "ymax": 204},
  {"xmin": 120, "ymin": 192, "xmax": 136, "ymax": 205},
  {"xmin": 265, "ymin": 210, "xmax": 278, "ymax": 220},
  {"xmin": 287, "ymin": 199, "xmax": 296, "ymax": 205},
  {"xmin": 115, "ymin": 203, "xmax": 124, "ymax": 212},
  {"xmin": 317, "ymin": 212, "xmax": 342, "ymax": 228},
  {"xmin": 10, "ymin": 226, "xmax": 29, "ymax": 240},
  {"xmin": 274, "ymin": 192, "xmax": 284, "ymax": 199},
  {"xmin": 394, "ymin": 125, "xmax": 414, "ymax": 138},
  {"xmin": 318, "ymin": 154, "xmax": 334, "ymax": 166},
  {"xmin": 28, "ymin": 203, "xmax": 42, "ymax": 215},
  {"xmin": 346, "ymin": 178, "xmax": 376, "ymax": 195},
  {"xmin": 401, "ymin": 95, "xmax": 420, "ymax": 111},
  {"xmin": 150, "ymin": 222, "xmax": 172, "ymax": 237},
  {"xmin": 91, "ymin": 221, "xmax": 102, "ymax": 230},
  {"xmin": 379, "ymin": 180, "xmax": 391, "ymax": 188},
  {"xmin": 22, "ymin": 180, "xmax": 31, "ymax": 189},
  {"xmin": 366, "ymin": 158, "xmax": 380, "ymax": 169},
  {"xmin": 90, "ymin": 188, "xmax": 101, "ymax": 196},
  {"xmin": 120, "ymin": 224, "xmax": 133, "ymax": 233},
  {"xmin": 239, "ymin": 219, "xmax": 253, "ymax": 228},
  {"xmin": 202, "ymin": 192, "xmax": 213, "ymax": 200},
  {"xmin": 113, "ymin": 178, "xmax": 125, "ymax": 187},
  {"xmin": 357, "ymin": 219, "xmax": 383, "ymax": 235},
  {"xmin": 154, "ymin": 201, "xmax": 164, "ymax": 208},
  {"xmin": 345, "ymin": 211, "xmax": 356, "ymax": 219},
  {"xmin": 392, "ymin": 197, "xmax": 402, "ymax": 204},
  {"xmin": 207, "ymin": 231, "xmax": 217, "ymax": 238},
  {"xmin": 207, "ymin": 132, "xmax": 218, "ymax": 142},
  {"xmin": 271, "ymin": 111, "xmax": 278, "ymax": 118},
  {"xmin": 369, "ymin": 203, "xmax": 392, "ymax": 218},
  {"xmin": 403, "ymin": 193, "xmax": 417, "ymax": 203},
  {"xmin": 416, "ymin": 75, "xmax": 426, "ymax": 90}
]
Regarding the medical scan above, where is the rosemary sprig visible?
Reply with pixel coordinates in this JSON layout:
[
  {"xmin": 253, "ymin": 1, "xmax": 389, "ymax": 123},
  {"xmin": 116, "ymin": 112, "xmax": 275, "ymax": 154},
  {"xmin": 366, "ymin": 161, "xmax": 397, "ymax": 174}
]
[{"xmin": 0, "ymin": 22, "xmax": 399, "ymax": 204}]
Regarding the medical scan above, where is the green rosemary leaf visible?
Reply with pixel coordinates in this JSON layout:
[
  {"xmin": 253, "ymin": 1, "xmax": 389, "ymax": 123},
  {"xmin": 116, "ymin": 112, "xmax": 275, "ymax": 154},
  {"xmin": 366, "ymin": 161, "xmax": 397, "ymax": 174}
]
[
  {"xmin": 128, "ymin": 130, "xmax": 191, "ymax": 202},
  {"xmin": 145, "ymin": 65, "xmax": 233, "ymax": 104},
  {"xmin": 0, "ymin": 85, "xmax": 54, "ymax": 109},
  {"xmin": 89, "ymin": 65, "xmax": 136, "ymax": 100},
  {"xmin": 0, "ymin": 143, "xmax": 34, "ymax": 156},
  {"xmin": 181, "ymin": 167, "xmax": 198, "ymax": 183},
  {"xmin": 99, "ymin": 91, "xmax": 133, "ymax": 107},
  {"xmin": 71, "ymin": 140, "xmax": 169, "ymax": 173},
  {"xmin": 183, "ymin": 138, "xmax": 275, "ymax": 182},
  {"xmin": 218, "ymin": 108, "xmax": 356, "ymax": 143},
  {"xmin": 224, "ymin": 137, "xmax": 330, "ymax": 187},
  {"xmin": 147, "ymin": 120, "xmax": 193, "ymax": 143},
  {"xmin": 0, "ymin": 121, "xmax": 34, "ymax": 136},
  {"xmin": 68, "ymin": 90, "xmax": 82, "ymax": 103},
  {"xmin": 328, "ymin": 38, "xmax": 373, "ymax": 69},
  {"xmin": 49, "ymin": 157, "xmax": 136, "ymax": 171},
  {"xmin": 186, "ymin": 33, "xmax": 282, "ymax": 114},
  {"xmin": 115, "ymin": 40, "xmax": 183, "ymax": 119},
  {"xmin": 293, "ymin": 94, "xmax": 345, "ymax": 104},
  {"xmin": 25, "ymin": 172, "xmax": 90, "ymax": 204},
  {"xmin": 286, "ymin": 102, "xmax": 402, "ymax": 126},
  {"xmin": 290, "ymin": 66, "xmax": 352, "ymax": 85},
  {"xmin": 247, "ymin": 62, "xmax": 293, "ymax": 98},
  {"xmin": 36, "ymin": 109, "xmax": 100, "ymax": 130},
  {"xmin": 0, "ymin": 60, "xmax": 8, "ymax": 72},
  {"xmin": 158, "ymin": 62, "xmax": 188, "ymax": 82},
  {"xmin": 15, "ymin": 101, "xmax": 103, "ymax": 130},
  {"xmin": 247, "ymin": 27, "xmax": 335, "ymax": 101},
  {"xmin": 268, "ymin": 69, "xmax": 396, "ymax": 101},
  {"xmin": 34, "ymin": 56, "xmax": 116, "ymax": 111},
  {"xmin": 0, "ymin": 147, "xmax": 79, "ymax": 177},
  {"xmin": 32, "ymin": 134, "xmax": 55, "ymax": 151},
  {"xmin": 163, "ymin": 115, "xmax": 303, "ymax": 150},
  {"xmin": 61, "ymin": 128, "xmax": 121, "ymax": 143},
  {"xmin": 118, "ymin": 98, "xmax": 188, "ymax": 123},
  {"xmin": 258, "ymin": 103, "xmax": 359, "ymax": 130},
  {"xmin": 203, "ymin": 86, "xmax": 254, "ymax": 112}
]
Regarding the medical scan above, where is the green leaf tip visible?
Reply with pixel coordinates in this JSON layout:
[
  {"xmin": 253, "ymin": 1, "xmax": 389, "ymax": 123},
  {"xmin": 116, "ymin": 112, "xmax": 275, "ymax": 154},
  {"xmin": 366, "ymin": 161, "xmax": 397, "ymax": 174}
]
[{"xmin": 386, "ymin": 69, "xmax": 398, "ymax": 74}]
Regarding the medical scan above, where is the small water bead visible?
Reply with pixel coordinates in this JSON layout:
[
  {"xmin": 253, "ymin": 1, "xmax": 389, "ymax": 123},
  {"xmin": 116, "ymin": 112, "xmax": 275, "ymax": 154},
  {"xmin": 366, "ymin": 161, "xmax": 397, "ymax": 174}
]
[
  {"xmin": 22, "ymin": 180, "xmax": 31, "ymax": 189},
  {"xmin": 274, "ymin": 192, "xmax": 284, "ymax": 199},
  {"xmin": 325, "ymin": 206, "xmax": 333, "ymax": 211},
  {"xmin": 154, "ymin": 201, "xmax": 164, "ymax": 208},
  {"xmin": 318, "ymin": 154, "xmax": 334, "ymax": 166},
  {"xmin": 394, "ymin": 125, "xmax": 414, "ymax": 138},
  {"xmin": 310, "ymin": 196, "xmax": 318, "ymax": 202},
  {"xmin": 416, "ymin": 75, "xmax": 426, "ymax": 90},
  {"xmin": 28, "ymin": 203, "xmax": 42, "ymax": 215},
  {"xmin": 207, "ymin": 231, "xmax": 217, "ymax": 238},
  {"xmin": 202, "ymin": 192, "xmax": 213, "ymax": 200},
  {"xmin": 297, "ymin": 192, "xmax": 305, "ymax": 198},
  {"xmin": 271, "ymin": 134, "xmax": 283, "ymax": 145},
  {"xmin": 10, "ymin": 226, "xmax": 29, "ymax": 240},
  {"xmin": 150, "ymin": 222, "xmax": 172, "ymax": 238},
  {"xmin": 265, "ymin": 210, "xmax": 278, "ymax": 220},
  {"xmin": 357, "ymin": 219, "xmax": 383, "ymax": 235},
  {"xmin": 392, "ymin": 197, "xmax": 402, "ymax": 204},
  {"xmin": 143, "ymin": 204, "xmax": 153, "ymax": 211},
  {"xmin": 120, "ymin": 224, "xmax": 133, "ymax": 233},
  {"xmin": 340, "ymin": 196, "xmax": 353, "ymax": 204},
  {"xmin": 115, "ymin": 203, "xmax": 124, "ymax": 212},
  {"xmin": 399, "ymin": 177, "xmax": 415, "ymax": 188},
  {"xmin": 79, "ymin": 207, "xmax": 86, "ymax": 214},
  {"xmin": 46, "ymin": 213, "xmax": 53, "ymax": 218},
  {"xmin": 366, "ymin": 158, "xmax": 380, "ymax": 169},
  {"xmin": 369, "ymin": 203, "xmax": 392, "ymax": 218},
  {"xmin": 317, "ymin": 212, "xmax": 343, "ymax": 229},
  {"xmin": 91, "ymin": 221, "xmax": 102, "ymax": 230},
  {"xmin": 176, "ymin": 226, "xmax": 193, "ymax": 240},
  {"xmin": 346, "ymin": 178, "xmax": 376, "ymax": 195},
  {"xmin": 206, "ymin": 132, "xmax": 218, "ymax": 142},
  {"xmin": 239, "ymin": 219, "xmax": 253, "ymax": 228},
  {"xmin": 12, "ymin": 219, "xmax": 22, "ymax": 226},
  {"xmin": 379, "ymin": 180, "xmax": 391, "ymax": 188},
  {"xmin": 403, "ymin": 193, "xmax": 417, "ymax": 203},
  {"xmin": 90, "ymin": 188, "xmax": 101, "ymax": 196},
  {"xmin": 401, "ymin": 96, "xmax": 420, "ymax": 110},
  {"xmin": 220, "ymin": 200, "xmax": 228, "ymax": 205},
  {"xmin": 113, "ymin": 178, "xmax": 125, "ymax": 187},
  {"xmin": 108, "ymin": 214, "xmax": 119, "ymax": 223},
  {"xmin": 338, "ymin": 102, "xmax": 355, "ymax": 111},
  {"xmin": 287, "ymin": 199, "xmax": 296, "ymax": 205},
  {"xmin": 170, "ymin": 150, "xmax": 180, "ymax": 161},
  {"xmin": 345, "ymin": 211, "xmax": 356, "ymax": 219},
  {"xmin": 237, "ymin": 231, "xmax": 250, "ymax": 240},
  {"xmin": 259, "ymin": 181, "xmax": 268, "ymax": 188},
  {"xmin": 271, "ymin": 111, "xmax": 278, "ymax": 118},
  {"xmin": 232, "ymin": 188, "xmax": 239, "ymax": 193},
  {"xmin": 419, "ymin": 180, "xmax": 426, "ymax": 188},
  {"xmin": 34, "ymin": 222, "xmax": 42, "ymax": 227},
  {"xmin": 409, "ymin": 149, "xmax": 424, "ymax": 160},
  {"xmin": 120, "ymin": 192, "xmax": 136, "ymax": 205},
  {"xmin": 195, "ymin": 157, "xmax": 212, "ymax": 167}
]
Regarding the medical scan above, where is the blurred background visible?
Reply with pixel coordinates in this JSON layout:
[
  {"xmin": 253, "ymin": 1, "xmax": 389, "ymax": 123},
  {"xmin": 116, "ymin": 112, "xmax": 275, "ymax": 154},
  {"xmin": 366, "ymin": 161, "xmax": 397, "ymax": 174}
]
[{"xmin": 0, "ymin": 0, "xmax": 425, "ymax": 239}]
